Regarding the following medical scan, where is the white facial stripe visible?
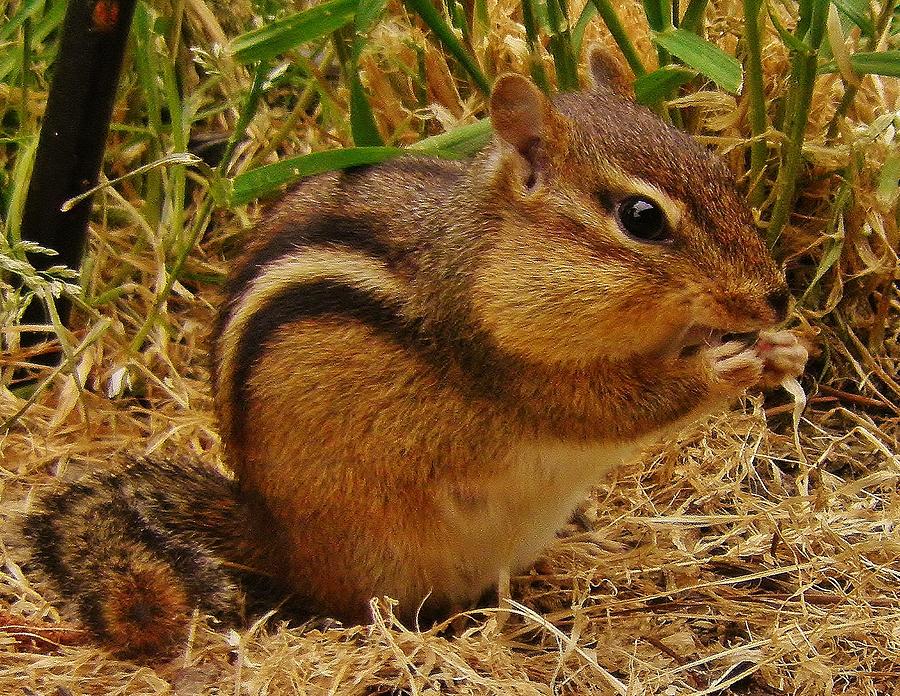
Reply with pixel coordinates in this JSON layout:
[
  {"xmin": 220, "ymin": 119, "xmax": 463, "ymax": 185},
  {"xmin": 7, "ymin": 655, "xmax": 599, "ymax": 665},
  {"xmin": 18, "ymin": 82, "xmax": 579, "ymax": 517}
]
[{"xmin": 542, "ymin": 165, "xmax": 684, "ymax": 242}]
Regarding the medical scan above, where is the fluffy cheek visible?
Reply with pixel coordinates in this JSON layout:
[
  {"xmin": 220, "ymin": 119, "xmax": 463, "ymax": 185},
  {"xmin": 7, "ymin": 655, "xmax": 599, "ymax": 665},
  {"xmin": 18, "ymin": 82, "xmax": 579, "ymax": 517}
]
[{"xmin": 472, "ymin": 247, "xmax": 689, "ymax": 364}]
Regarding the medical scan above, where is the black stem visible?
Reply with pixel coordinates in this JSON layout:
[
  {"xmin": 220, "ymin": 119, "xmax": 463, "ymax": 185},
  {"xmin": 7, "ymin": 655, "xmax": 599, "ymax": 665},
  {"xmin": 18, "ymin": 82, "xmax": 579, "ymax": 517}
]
[{"xmin": 18, "ymin": 0, "xmax": 138, "ymax": 363}]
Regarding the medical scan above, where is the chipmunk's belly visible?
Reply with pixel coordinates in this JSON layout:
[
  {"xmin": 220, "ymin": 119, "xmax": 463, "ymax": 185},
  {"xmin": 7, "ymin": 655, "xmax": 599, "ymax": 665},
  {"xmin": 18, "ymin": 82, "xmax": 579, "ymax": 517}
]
[{"xmin": 434, "ymin": 440, "xmax": 638, "ymax": 603}]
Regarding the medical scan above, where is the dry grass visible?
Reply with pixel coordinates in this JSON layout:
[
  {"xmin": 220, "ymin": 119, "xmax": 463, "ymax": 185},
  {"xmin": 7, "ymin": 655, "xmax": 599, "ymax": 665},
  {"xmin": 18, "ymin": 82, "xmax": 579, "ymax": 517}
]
[
  {"xmin": 1, "ymin": 0, "xmax": 898, "ymax": 693},
  {"xmin": 3, "ymin": 398, "xmax": 899, "ymax": 693}
]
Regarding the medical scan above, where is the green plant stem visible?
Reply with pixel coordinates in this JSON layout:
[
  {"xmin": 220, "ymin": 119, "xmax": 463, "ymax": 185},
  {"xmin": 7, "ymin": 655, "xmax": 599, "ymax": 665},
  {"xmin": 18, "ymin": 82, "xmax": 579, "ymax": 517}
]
[
  {"xmin": 590, "ymin": 0, "xmax": 647, "ymax": 77},
  {"xmin": 766, "ymin": 0, "xmax": 830, "ymax": 251},
  {"xmin": 645, "ymin": 0, "xmax": 674, "ymax": 66},
  {"xmin": 743, "ymin": 0, "xmax": 768, "ymax": 206},
  {"xmin": 766, "ymin": 51, "xmax": 817, "ymax": 250},
  {"xmin": 220, "ymin": 61, "xmax": 269, "ymax": 175},
  {"xmin": 521, "ymin": 0, "xmax": 550, "ymax": 93},
  {"xmin": 680, "ymin": 0, "xmax": 709, "ymax": 32},
  {"xmin": 545, "ymin": 0, "xmax": 579, "ymax": 91},
  {"xmin": 825, "ymin": 0, "xmax": 897, "ymax": 140},
  {"xmin": 128, "ymin": 196, "xmax": 214, "ymax": 353}
]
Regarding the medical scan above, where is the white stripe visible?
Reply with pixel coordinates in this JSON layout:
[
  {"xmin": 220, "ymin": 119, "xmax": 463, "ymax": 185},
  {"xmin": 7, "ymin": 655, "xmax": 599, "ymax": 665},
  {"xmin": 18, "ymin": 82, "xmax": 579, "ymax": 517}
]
[{"xmin": 216, "ymin": 248, "xmax": 404, "ymax": 444}]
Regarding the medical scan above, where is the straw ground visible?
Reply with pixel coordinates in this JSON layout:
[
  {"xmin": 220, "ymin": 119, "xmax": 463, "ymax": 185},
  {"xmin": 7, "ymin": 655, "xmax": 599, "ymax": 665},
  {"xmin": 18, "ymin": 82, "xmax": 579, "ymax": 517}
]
[{"xmin": 1, "ymin": 0, "xmax": 898, "ymax": 693}]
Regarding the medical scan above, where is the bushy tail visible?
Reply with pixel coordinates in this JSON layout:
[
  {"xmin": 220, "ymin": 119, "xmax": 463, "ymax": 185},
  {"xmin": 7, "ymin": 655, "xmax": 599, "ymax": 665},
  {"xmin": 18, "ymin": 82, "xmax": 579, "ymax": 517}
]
[{"xmin": 23, "ymin": 458, "xmax": 269, "ymax": 658}]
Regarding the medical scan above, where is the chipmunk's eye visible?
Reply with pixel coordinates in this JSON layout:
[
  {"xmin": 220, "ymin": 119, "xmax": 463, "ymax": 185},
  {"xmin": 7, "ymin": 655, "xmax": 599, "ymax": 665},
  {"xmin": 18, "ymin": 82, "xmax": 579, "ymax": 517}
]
[{"xmin": 615, "ymin": 196, "xmax": 670, "ymax": 243}]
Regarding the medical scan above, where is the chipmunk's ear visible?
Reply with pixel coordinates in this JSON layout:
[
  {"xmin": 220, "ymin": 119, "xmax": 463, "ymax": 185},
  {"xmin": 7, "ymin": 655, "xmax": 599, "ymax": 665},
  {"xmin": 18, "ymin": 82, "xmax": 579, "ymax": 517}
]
[
  {"xmin": 587, "ymin": 45, "xmax": 634, "ymax": 99},
  {"xmin": 490, "ymin": 74, "xmax": 567, "ymax": 190}
]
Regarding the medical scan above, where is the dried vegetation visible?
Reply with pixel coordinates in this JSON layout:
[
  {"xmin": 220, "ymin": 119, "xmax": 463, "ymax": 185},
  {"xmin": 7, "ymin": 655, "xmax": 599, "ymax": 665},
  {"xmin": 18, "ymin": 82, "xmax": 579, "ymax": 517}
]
[{"xmin": 0, "ymin": 0, "xmax": 898, "ymax": 693}]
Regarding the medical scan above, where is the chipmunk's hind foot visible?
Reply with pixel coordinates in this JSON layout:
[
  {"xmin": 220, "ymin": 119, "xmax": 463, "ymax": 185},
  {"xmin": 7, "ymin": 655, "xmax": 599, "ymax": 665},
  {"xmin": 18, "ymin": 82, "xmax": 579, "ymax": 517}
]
[{"xmin": 23, "ymin": 459, "xmax": 247, "ymax": 658}]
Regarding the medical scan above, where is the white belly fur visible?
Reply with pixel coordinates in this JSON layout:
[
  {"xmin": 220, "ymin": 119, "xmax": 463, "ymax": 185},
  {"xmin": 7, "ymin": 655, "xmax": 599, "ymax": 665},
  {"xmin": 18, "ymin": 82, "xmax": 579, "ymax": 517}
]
[{"xmin": 434, "ymin": 439, "xmax": 639, "ymax": 604}]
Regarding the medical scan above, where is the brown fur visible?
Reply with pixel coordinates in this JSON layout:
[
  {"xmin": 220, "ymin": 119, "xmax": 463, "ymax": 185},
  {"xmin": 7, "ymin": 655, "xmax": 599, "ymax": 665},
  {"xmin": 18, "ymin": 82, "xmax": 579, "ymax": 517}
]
[
  {"xmin": 23, "ymin": 459, "xmax": 266, "ymax": 656},
  {"xmin": 24, "ymin": 49, "xmax": 807, "ymax": 656}
]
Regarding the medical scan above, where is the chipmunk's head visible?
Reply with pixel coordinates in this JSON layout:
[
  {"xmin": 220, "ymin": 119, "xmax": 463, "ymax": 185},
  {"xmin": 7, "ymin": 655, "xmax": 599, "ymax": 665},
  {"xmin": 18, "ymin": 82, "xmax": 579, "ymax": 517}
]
[{"xmin": 471, "ymin": 48, "xmax": 788, "ymax": 365}]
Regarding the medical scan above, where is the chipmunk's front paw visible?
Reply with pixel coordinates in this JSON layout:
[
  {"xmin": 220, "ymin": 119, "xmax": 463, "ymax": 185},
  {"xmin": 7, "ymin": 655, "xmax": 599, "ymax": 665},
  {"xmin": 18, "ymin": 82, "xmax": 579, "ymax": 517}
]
[
  {"xmin": 706, "ymin": 340, "xmax": 764, "ymax": 396},
  {"xmin": 756, "ymin": 329, "xmax": 808, "ymax": 388}
]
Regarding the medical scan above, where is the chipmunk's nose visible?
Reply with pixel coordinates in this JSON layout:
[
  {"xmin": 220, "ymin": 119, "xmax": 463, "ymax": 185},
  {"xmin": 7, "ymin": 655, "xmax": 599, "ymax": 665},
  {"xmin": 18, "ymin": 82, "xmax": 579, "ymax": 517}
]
[{"xmin": 766, "ymin": 286, "xmax": 790, "ymax": 322}]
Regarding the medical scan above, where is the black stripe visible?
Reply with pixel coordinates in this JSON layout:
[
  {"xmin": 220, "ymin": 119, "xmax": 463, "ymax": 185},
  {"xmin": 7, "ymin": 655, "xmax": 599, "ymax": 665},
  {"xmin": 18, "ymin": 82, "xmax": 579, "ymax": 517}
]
[
  {"xmin": 230, "ymin": 280, "xmax": 426, "ymax": 446},
  {"xmin": 222, "ymin": 216, "xmax": 397, "ymax": 311},
  {"xmin": 228, "ymin": 279, "xmax": 518, "ymax": 447},
  {"xmin": 115, "ymin": 499, "xmax": 238, "ymax": 617},
  {"xmin": 22, "ymin": 511, "xmax": 67, "ymax": 583},
  {"xmin": 212, "ymin": 216, "xmax": 403, "ymax": 389},
  {"xmin": 23, "ymin": 480, "xmax": 97, "ymax": 588}
]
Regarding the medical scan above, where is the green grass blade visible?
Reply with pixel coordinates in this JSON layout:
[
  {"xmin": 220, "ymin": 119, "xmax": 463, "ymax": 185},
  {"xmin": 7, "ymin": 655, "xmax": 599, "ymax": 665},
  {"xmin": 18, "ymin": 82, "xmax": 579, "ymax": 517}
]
[
  {"xmin": 446, "ymin": 0, "xmax": 471, "ymax": 43},
  {"xmin": 827, "ymin": 1, "xmax": 899, "ymax": 139},
  {"xmin": 228, "ymin": 0, "xmax": 357, "ymax": 63},
  {"xmin": 232, "ymin": 117, "xmax": 495, "ymax": 204},
  {"xmin": 800, "ymin": 179, "xmax": 851, "ymax": 302},
  {"xmin": 219, "ymin": 62, "xmax": 270, "ymax": 173},
  {"xmin": 545, "ymin": 0, "xmax": 580, "ymax": 91},
  {"xmin": 473, "ymin": 0, "xmax": 489, "ymax": 34},
  {"xmin": 679, "ymin": 0, "xmax": 710, "ymax": 32},
  {"xmin": 800, "ymin": 232, "xmax": 844, "ymax": 303},
  {"xmin": 590, "ymin": 0, "xmax": 647, "ymax": 76},
  {"xmin": 743, "ymin": 0, "xmax": 768, "ymax": 207},
  {"xmin": 0, "ymin": 0, "xmax": 66, "ymax": 83},
  {"xmin": 633, "ymin": 65, "xmax": 696, "ymax": 104},
  {"xmin": 403, "ymin": 0, "xmax": 491, "ymax": 95},
  {"xmin": 348, "ymin": 0, "xmax": 387, "ymax": 146},
  {"xmin": 0, "ymin": 0, "xmax": 44, "ymax": 43},
  {"xmin": 652, "ymin": 28, "xmax": 743, "ymax": 93},
  {"xmin": 818, "ymin": 50, "xmax": 900, "ymax": 77},
  {"xmin": 572, "ymin": 1, "xmax": 598, "ymax": 55},
  {"xmin": 410, "ymin": 118, "xmax": 492, "ymax": 157},
  {"xmin": 160, "ymin": 35, "xmax": 188, "ymax": 257},
  {"xmin": 3, "ymin": 135, "xmax": 38, "ymax": 244},
  {"xmin": 132, "ymin": 2, "xmax": 164, "ymax": 228},
  {"xmin": 133, "ymin": 3, "xmax": 163, "ymax": 136},
  {"xmin": 21, "ymin": 18, "xmax": 32, "ymax": 116},
  {"xmin": 877, "ymin": 152, "xmax": 900, "ymax": 207},
  {"xmin": 832, "ymin": 0, "xmax": 875, "ymax": 36},
  {"xmin": 522, "ymin": 0, "xmax": 551, "ymax": 93},
  {"xmin": 230, "ymin": 147, "xmax": 405, "ymax": 204},
  {"xmin": 354, "ymin": 0, "xmax": 385, "ymax": 37},
  {"xmin": 349, "ymin": 73, "xmax": 384, "ymax": 146}
]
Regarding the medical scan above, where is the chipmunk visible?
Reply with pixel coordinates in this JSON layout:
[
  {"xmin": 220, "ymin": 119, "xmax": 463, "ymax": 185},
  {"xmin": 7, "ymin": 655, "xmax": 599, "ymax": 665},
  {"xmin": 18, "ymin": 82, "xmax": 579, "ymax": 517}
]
[{"xmin": 24, "ymin": 48, "xmax": 808, "ymax": 658}]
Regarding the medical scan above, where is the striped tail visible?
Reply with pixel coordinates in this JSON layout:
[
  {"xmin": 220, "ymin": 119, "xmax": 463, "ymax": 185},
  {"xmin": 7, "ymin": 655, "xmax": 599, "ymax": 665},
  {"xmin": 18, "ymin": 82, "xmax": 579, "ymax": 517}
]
[{"xmin": 23, "ymin": 458, "xmax": 265, "ymax": 657}]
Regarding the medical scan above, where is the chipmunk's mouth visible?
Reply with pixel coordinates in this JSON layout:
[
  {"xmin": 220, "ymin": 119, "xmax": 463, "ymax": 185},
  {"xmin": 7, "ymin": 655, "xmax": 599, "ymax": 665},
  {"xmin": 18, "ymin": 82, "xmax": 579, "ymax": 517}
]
[{"xmin": 667, "ymin": 326, "xmax": 760, "ymax": 358}]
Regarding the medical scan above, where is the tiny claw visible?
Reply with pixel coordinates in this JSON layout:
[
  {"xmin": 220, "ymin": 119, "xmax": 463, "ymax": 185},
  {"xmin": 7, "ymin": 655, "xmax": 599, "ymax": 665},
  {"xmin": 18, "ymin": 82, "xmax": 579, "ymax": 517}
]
[
  {"xmin": 707, "ymin": 341, "xmax": 765, "ymax": 395},
  {"xmin": 756, "ymin": 330, "xmax": 808, "ymax": 388}
]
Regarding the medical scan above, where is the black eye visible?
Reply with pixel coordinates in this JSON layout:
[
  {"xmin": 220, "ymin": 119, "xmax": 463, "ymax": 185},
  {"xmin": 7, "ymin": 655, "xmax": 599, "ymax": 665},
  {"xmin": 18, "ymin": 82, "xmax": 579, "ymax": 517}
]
[{"xmin": 615, "ymin": 196, "xmax": 670, "ymax": 242}]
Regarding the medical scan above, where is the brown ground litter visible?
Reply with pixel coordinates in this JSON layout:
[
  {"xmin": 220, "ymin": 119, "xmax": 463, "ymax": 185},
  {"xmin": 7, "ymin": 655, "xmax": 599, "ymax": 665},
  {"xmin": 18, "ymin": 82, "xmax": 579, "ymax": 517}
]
[{"xmin": 1, "ymin": 0, "xmax": 897, "ymax": 693}]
